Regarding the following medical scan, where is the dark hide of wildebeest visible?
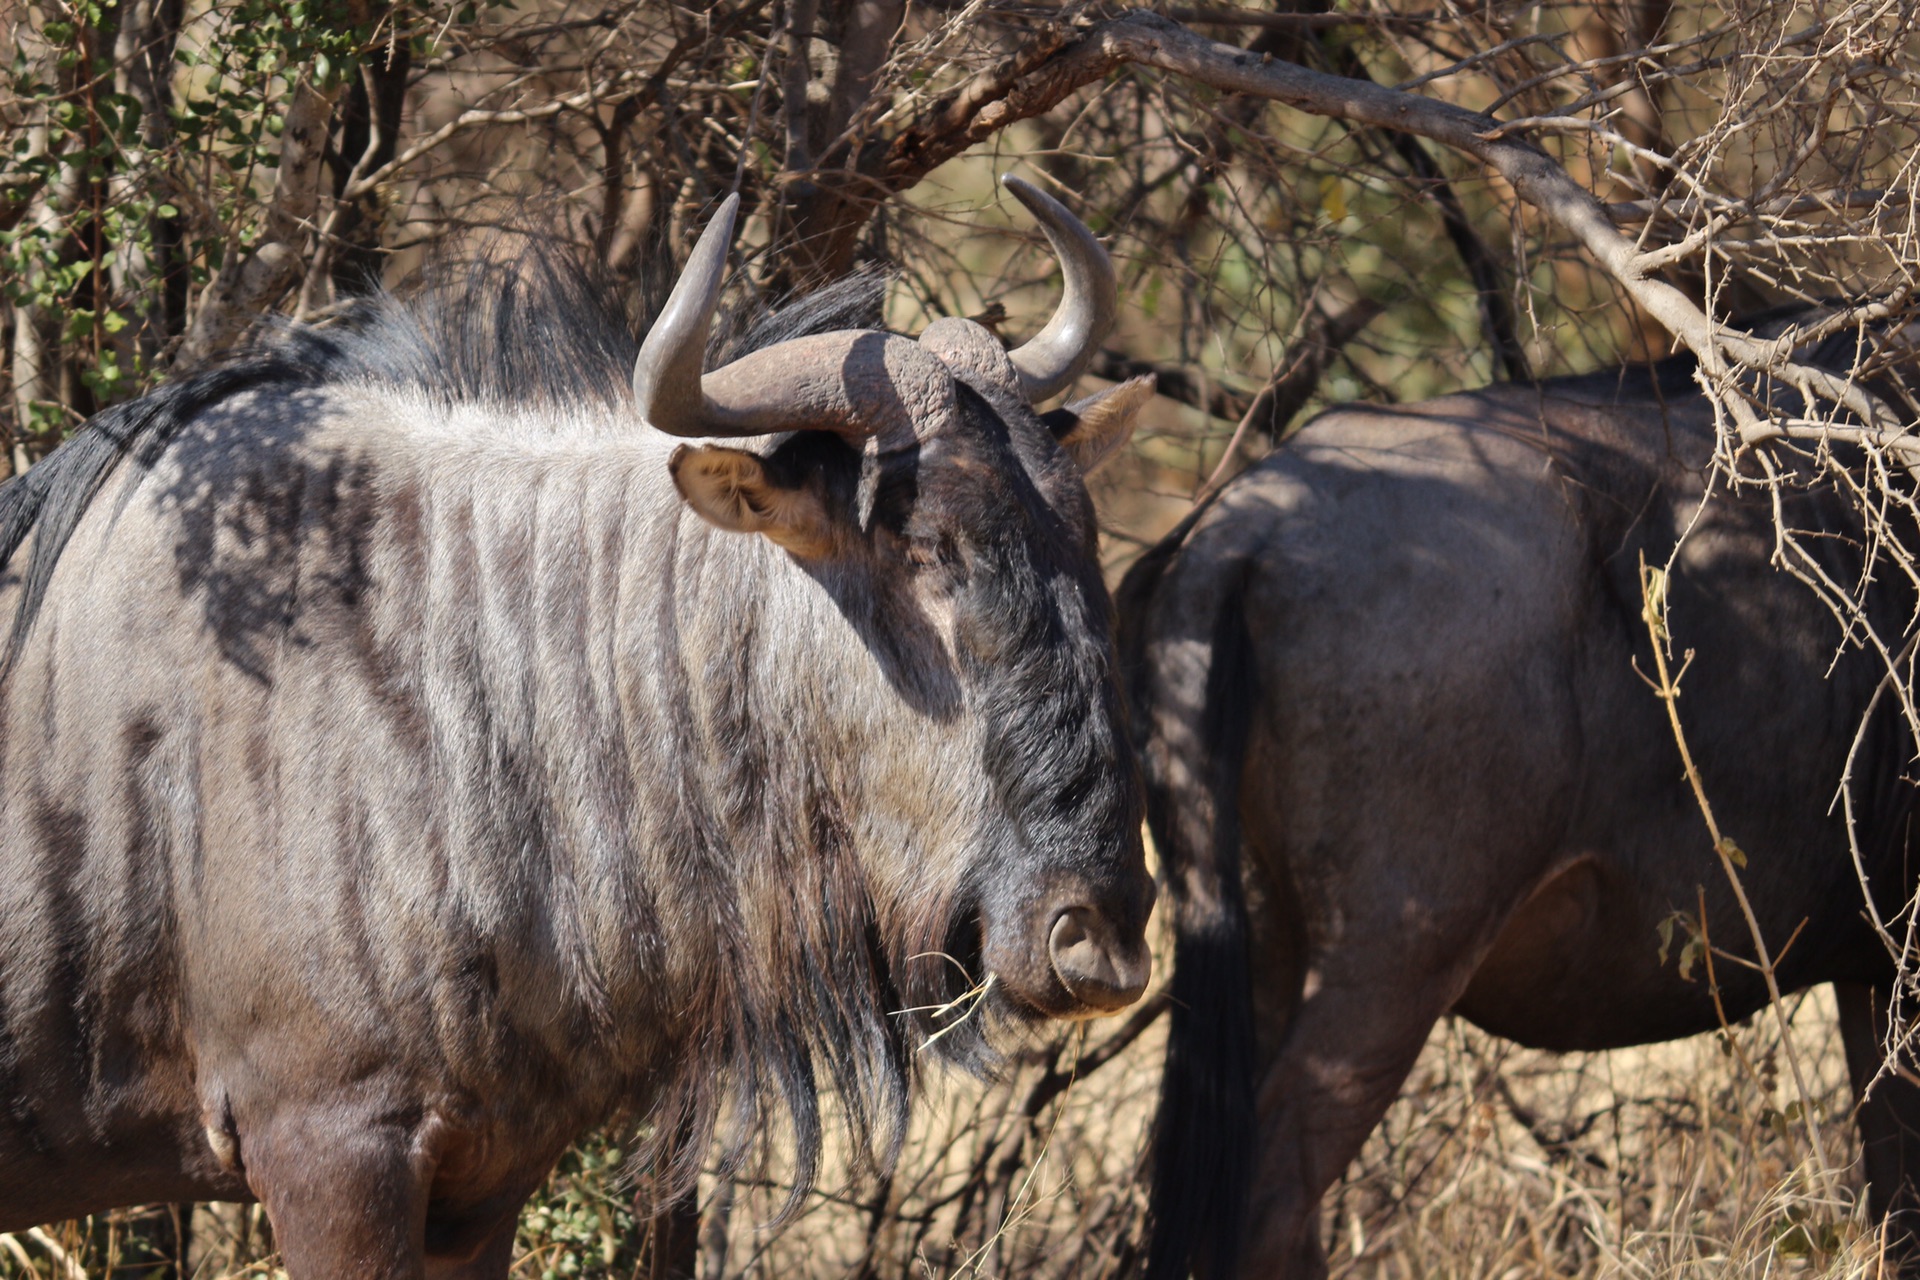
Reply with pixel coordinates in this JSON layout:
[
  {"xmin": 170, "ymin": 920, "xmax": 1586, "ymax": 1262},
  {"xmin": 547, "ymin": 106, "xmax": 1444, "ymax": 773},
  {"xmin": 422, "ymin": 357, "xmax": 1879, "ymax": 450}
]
[
  {"xmin": 1125, "ymin": 332, "xmax": 1920, "ymax": 1280},
  {"xmin": 0, "ymin": 179, "xmax": 1157, "ymax": 1278}
]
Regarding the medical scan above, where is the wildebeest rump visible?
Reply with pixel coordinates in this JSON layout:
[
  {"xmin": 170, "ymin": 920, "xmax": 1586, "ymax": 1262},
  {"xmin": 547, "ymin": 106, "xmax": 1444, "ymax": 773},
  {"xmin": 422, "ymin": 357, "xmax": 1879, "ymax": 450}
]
[
  {"xmin": 1124, "ymin": 342, "xmax": 1920, "ymax": 1279},
  {"xmin": 0, "ymin": 179, "xmax": 1156, "ymax": 1277}
]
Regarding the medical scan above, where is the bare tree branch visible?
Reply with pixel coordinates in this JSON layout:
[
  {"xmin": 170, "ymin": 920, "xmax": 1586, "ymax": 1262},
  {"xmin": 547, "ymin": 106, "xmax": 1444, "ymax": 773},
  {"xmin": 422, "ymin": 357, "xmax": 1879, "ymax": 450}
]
[
  {"xmin": 828, "ymin": 1, "xmax": 906, "ymax": 144},
  {"xmin": 1606, "ymin": 187, "xmax": 1911, "ymax": 225},
  {"xmin": 779, "ymin": 0, "xmax": 818, "ymax": 176},
  {"xmin": 178, "ymin": 79, "xmax": 341, "ymax": 365},
  {"xmin": 1170, "ymin": 6, "xmax": 1438, "ymax": 31},
  {"xmin": 1243, "ymin": 292, "xmax": 1386, "ymax": 441},
  {"xmin": 1066, "ymin": 10, "xmax": 1900, "ymax": 433},
  {"xmin": 1301, "ymin": 10, "xmax": 1533, "ymax": 383},
  {"xmin": 880, "ymin": 19, "xmax": 1092, "ymax": 194}
]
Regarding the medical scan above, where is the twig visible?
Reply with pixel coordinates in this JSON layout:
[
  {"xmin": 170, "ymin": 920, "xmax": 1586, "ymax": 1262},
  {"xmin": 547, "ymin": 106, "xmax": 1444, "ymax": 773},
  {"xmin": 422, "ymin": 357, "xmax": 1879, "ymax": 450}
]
[
  {"xmin": 23, "ymin": 1227, "xmax": 87, "ymax": 1280},
  {"xmin": 1193, "ymin": 291, "xmax": 1385, "ymax": 497},
  {"xmin": 1606, "ymin": 187, "xmax": 1909, "ymax": 225},
  {"xmin": 1167, "ymin": 7, "xmax": 1440, "ymax": 31},
  {"xmin": 1639, "ymin": 555, "xmax": 1839, "ymax": 1205}
]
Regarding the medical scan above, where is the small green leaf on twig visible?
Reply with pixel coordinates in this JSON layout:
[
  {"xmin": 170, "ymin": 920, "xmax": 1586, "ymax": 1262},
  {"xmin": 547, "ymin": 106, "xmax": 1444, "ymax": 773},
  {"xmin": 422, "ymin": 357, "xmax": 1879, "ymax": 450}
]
[
  {"xmin": 1318, "ymin": 175, "xmax": 1348, "ymax": 222},
  {"xmin": 1640, "ymin": 564, "xmax": 1670, "ymax": 640},
  {"xmin": 1677, "ymin": 933, "xmax": 1704, "ymax": 981},
  {"xmin": 1658, "ymin": 910, "xmax": 1703, "ymax": 980},
  {"xmin": 1717, "ymin": 837, "xmax": 1747, "ymax": 868}
]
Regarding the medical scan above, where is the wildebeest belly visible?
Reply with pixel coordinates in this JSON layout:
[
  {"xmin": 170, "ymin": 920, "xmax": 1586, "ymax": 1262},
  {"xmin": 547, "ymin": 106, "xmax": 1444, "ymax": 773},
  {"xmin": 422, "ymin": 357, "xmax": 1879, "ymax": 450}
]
[
  {"xmin": 1452, "ymin": 834, "xmax": 1890, "ymax": 1052},
  {"xmin": 0, "ymin": 1126, "xmax": 252, "ymax": 1232},
  {"xmin": 0, "ymin": 817, "xmax": 250, "ymax": 1227}
]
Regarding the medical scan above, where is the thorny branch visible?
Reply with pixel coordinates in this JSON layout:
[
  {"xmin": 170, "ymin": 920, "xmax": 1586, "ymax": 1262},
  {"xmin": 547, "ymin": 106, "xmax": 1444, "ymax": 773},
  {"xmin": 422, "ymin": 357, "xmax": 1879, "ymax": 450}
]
[{"xmin": 1640, "ymin": 557, "xmax": 1839, "ymax": 1206}]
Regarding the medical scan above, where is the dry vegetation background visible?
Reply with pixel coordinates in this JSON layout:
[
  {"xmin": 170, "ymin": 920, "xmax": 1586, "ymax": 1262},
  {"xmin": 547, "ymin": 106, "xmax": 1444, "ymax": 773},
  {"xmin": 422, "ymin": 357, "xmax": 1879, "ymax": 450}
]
[{"xmin": 4, "ymin": 0, "xmax": 1920, "ymax": 1275}]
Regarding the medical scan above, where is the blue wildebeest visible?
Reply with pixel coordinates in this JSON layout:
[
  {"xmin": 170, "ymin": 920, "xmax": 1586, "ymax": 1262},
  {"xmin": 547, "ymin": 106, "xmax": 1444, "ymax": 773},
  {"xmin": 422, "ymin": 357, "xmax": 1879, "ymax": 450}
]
[
  {"xmin": 0, "ymin": 177, "xmax": 1158, "ymax": 1277},
  {"xmin": 1124, "ymin": 337, "xmax": 1920, "ymax": 1279}
]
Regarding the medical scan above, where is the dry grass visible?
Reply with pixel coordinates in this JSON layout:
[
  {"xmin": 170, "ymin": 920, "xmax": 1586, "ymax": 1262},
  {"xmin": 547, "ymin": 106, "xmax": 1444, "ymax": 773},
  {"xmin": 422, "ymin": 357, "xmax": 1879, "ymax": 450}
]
[
  {"xmin": 664, "ymin": 970, "xmax": 1892, "ymax": 1280},
  {"xmin": 0, "ymin": 979, "xmax": 1894, "ymax": 1279},
  {"xmin": 1326, "ymin": 992, "xmax": 1878, "ymax": 1280}
]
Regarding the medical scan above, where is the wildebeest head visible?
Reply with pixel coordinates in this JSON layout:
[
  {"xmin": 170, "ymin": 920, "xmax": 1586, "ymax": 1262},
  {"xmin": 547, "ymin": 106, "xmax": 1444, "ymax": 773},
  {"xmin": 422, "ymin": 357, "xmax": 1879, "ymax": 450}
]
[{"xmin": 637, "ymin": 180, "xmax": 1156, "ymax": 1031}]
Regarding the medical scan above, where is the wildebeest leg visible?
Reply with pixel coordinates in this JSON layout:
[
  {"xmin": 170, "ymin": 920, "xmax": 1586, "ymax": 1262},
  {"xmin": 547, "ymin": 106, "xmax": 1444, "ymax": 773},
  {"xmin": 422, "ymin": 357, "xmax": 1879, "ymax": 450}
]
[
  {"xmin": 243, "ymin": 1110, "xmax": 432, "ymax": 1279},
  {"xmin": 1838, "ymin": 981, "xmax": 1920, "ymax": 1257},
  {"xmin": 425, "ymin": 1214, "xmax": 520, "ymax": 1280},
  {"xmin": 1240, "ymin": 965, "xmax": 1472, "ymax": 1280}
]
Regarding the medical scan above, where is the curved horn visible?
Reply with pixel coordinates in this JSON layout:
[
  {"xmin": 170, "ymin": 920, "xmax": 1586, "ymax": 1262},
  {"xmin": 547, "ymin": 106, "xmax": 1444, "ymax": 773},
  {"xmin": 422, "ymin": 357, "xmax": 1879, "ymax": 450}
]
[
  {"xmin": 634, "ymin": 193, "xmax": 957, "ymax": 450},
  {"xmin": 633, "ymin": 193, "xmax": 739, "ymax": 436},
  {"xmin": 699, "ymin": 330, "xmax": 956, "ymax": 451},
  {"xmin": 1001, "ymin": 175, "xmax": 1118, "ymax": 404}
]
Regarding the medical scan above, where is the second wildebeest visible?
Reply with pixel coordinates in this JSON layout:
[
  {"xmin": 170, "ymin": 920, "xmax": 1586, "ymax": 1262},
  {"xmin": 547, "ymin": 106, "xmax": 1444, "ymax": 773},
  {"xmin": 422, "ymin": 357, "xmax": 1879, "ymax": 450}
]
[
  {"xmin": 1125, "ymin": 333, "xmax": 1920, "ymax": 1279},
  {"xmin": 0, "ymin": 178, "xmax": 1156, "ymax": 1277}
]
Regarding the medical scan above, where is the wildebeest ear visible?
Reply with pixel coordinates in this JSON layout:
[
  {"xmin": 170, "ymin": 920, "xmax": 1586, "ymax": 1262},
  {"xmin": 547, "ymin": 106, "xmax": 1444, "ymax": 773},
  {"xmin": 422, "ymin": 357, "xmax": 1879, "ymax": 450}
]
[
  {"xmin": 669, "ymin": 445, "xmax": 836, "ymax": 558},
  {"xmin": 1040, "ymin": 375, "xmax": 1155, "ymax": 473}
]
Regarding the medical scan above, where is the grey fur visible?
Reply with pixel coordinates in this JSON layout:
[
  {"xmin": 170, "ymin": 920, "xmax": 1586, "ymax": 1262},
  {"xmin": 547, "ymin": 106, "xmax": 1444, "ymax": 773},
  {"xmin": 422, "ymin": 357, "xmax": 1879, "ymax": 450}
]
[{"xmin": 0, "ymin": 231, "xmax": 1152, "ymax": 1279}]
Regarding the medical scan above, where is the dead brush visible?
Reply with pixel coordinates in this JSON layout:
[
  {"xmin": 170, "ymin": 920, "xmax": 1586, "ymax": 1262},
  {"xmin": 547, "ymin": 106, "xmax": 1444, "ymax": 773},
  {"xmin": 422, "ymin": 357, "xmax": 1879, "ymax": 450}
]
[
  {"xmin": 0, "ymin": 982, "xmax": 1891, "ymax": 1279},
  {"xmin": 657, "ymin": 963, "xmax": 1888, "ymax": 1280},
  {"xmin": 1322, "ymin": 999, "xmax": 1873, "ymax": 1280},
  {"xmin": 900, "ymin": 956, "xmax": 1000, "ymax": 1057},
  {"xmin": 0, "ymin": 816, "xmax": 1898, "ymax": 1280}
]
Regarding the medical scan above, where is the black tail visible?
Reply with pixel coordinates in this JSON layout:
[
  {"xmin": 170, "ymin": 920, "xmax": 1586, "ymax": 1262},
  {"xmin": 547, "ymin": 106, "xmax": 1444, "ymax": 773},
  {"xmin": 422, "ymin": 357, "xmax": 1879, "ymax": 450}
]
[{"xmin": 1116, "ymin": 516, "xmax": 1260, "ymax": 1280}]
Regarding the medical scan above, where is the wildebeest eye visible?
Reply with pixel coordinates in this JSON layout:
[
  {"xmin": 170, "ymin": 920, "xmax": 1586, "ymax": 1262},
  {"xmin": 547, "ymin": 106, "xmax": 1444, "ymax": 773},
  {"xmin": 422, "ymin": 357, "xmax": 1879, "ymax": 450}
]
[{"xmin": 905, "ymin": 534, "xmax": 963, "ymax": 574}]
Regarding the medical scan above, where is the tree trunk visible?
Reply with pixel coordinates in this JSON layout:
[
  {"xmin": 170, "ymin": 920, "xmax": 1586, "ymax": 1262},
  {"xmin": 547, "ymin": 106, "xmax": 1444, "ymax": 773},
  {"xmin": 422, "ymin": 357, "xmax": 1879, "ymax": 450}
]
[
  {"xmin": 177, "ymin": 79, "xmax": 342, "ymax": 365},
  {"xmin": 109, "ymin": 0, "xmax": 186, "ymax": 369}
]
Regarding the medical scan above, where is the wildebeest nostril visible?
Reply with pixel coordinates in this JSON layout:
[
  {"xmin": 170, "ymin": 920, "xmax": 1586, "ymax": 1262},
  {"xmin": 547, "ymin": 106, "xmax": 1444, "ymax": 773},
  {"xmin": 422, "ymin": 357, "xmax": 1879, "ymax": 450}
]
[{"xmin": 1047, "ymin": 906, "xmax": 1151, "ymax": 1014}]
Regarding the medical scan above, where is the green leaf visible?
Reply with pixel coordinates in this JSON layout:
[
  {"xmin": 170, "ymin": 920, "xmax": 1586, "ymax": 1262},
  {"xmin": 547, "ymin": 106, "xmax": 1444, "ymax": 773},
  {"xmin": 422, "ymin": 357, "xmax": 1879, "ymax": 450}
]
[
  {"xmin": 1718, "ymin": 837, "xmax": 1747, "ymax": 868},
  {"xmin": 1140, "ymin": 275, "xmax": 1163, "ymax": 321},
  {"xmin": 1774, "ymin": 1214, "xmax": 1842, "ymax": 1259},
  {"xmin": 1319, "ymin": 175, "xmax": 1348, "ymax": 223},
  {"xmin": 1677, "ymin": 934, "xmax": 1704, "ymax": 981}
]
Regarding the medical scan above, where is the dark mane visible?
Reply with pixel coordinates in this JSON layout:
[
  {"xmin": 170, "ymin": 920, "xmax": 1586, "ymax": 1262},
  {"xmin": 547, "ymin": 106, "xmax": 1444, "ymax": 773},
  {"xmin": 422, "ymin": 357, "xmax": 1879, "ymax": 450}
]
[{"xmin": 0, "ymin": 246, "xmax": 887, "ymax": 668}]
